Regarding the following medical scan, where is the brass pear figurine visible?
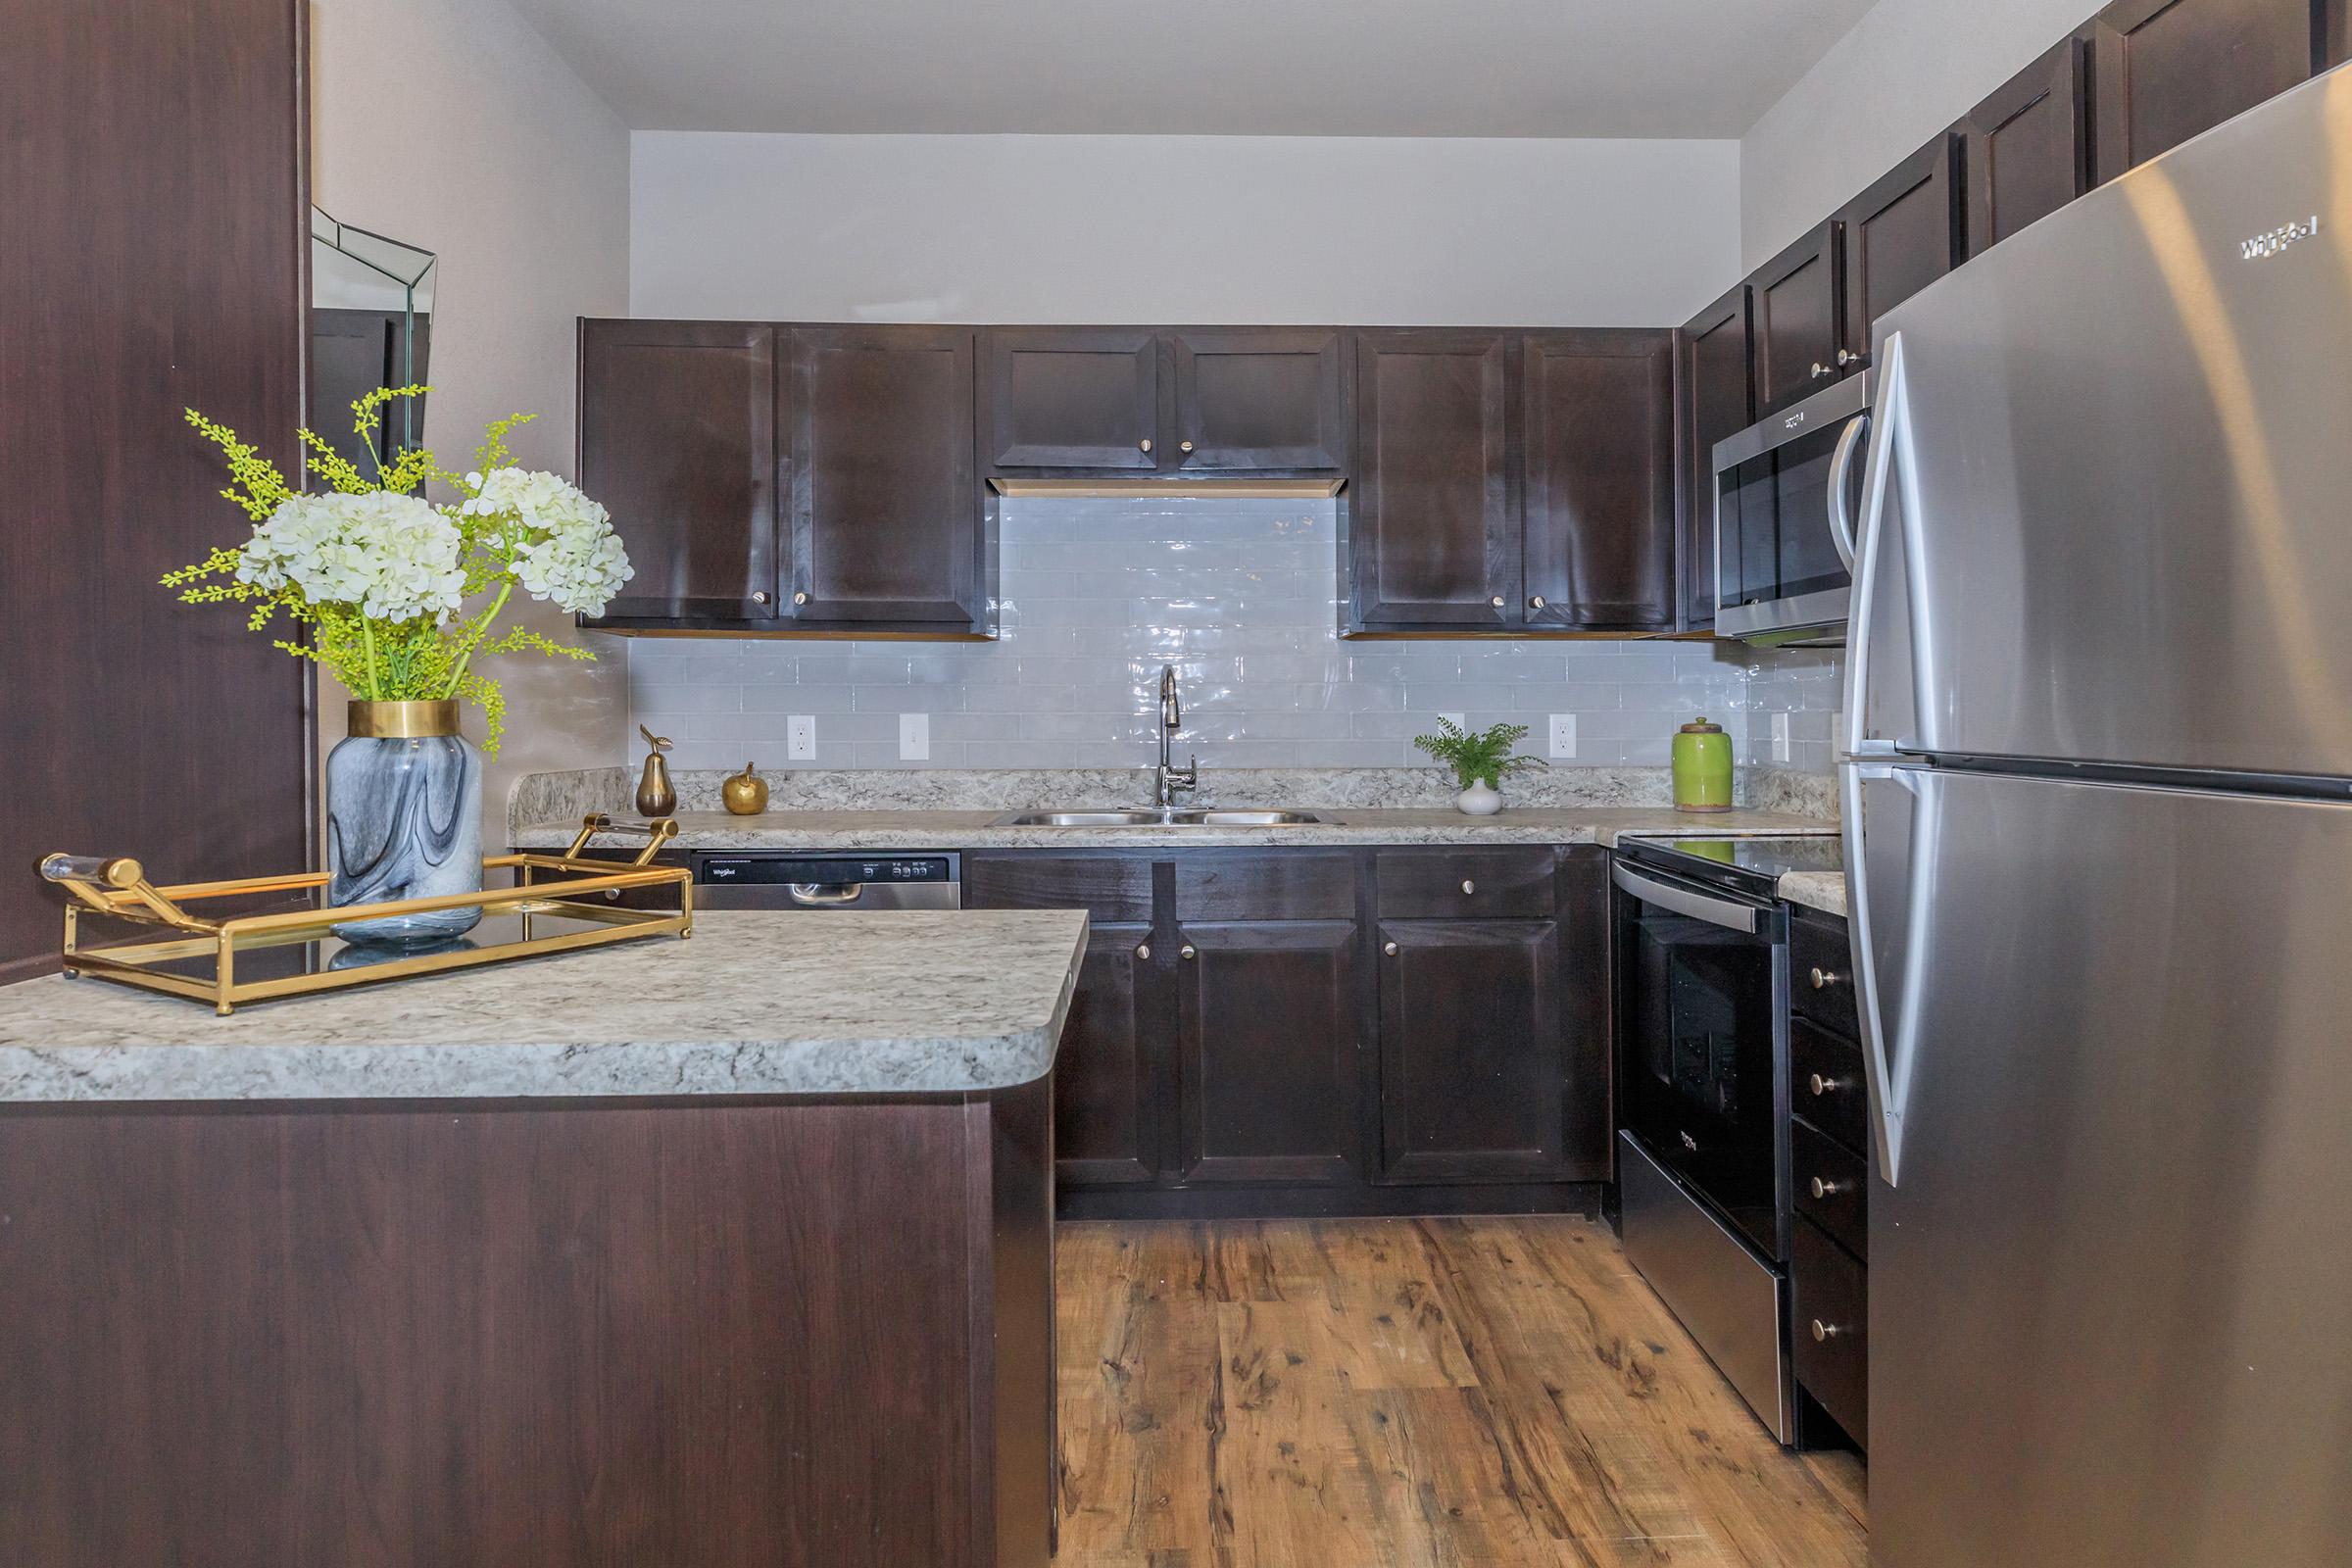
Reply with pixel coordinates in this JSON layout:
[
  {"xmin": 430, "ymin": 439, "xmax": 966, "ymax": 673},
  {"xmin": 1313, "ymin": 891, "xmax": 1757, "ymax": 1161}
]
[
  {"xmin": 721, "ymin": 760, "xmax": 769, "ymax": 816},
  {"xmin": 635, "ymin": 724, "xmax": 678, "ymax": 817}
]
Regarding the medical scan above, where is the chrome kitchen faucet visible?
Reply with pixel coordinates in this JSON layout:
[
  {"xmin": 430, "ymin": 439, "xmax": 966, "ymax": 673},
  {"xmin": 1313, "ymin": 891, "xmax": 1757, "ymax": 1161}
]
[{"xmin": 1153, "ymin": 664, "xmax": 1199, "ymax": 808}]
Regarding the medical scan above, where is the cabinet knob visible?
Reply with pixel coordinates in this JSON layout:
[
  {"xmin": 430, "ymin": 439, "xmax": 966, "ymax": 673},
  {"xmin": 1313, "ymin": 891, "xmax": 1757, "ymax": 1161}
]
[
  {"xmin": 1491, "ymin": 596, "xmax": 1506, "ymax": 609},
  {"xmin": 752, "ymin": 591, "xmax": 770, "ymax": 605},
  {"xmin": 1529, "ymin": 596, "xmax": 1545, "ymax": 610},
  {"xmin": 1179, "ymin": 944, "xmax": 1197, "ymax": 960},
  {"xmin": 1139, "ymin": 438, "xmax": 1153, "ymax": 453},
  {"xmin": 1179, "ymin": 440, "xmax": 1195, "ymax": 453},
  {"xmin": 1384, "ymin": 941, "xmax": 1399, "ymax": 956},
  {"xmin": 1812, "ymin": 1319, "xmax": 1844, "ymax": 1343},
  {"xmin": 1808, "ymin": 1072, "xmax": 1842, "ymax": 1097},
  {"xmin": 1461, "ymin": 879, "xmax": 1476, "ymax": 895},
  {"xmin": 1810, "ymin": 966, "xmax": 1841, "ymax": 990},
  {"xmin": 1809, "ymin": 1176, "xmax": 1846, "ymax": 1200},
  {"xmin": 793, "ymin": 591, "xmax": 808, "ymax": 607},
  {"xmin": 1838, "ymin": 348, "xmax": 1862, "ymax": 367},
  {"xmin": 1811, "ymin": 362, "xmax": 1831, "ymax": 379},
  {"xmin": 1134, "ymin": 943, "xmax": 1151, "ymax": 960}
]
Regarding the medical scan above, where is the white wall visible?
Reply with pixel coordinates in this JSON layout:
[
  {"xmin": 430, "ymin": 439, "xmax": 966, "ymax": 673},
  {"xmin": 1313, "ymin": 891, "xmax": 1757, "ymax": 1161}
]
[
  {"xmin": 310, "ymin": 0, "xmax": 632, "ymax": 826},
  {"xmin": 630, "ymin": 132, "xmax": 1740, "ymax": 325},
  {"xmin": 1740, "ymin": 0, "xmax": 2105, "ymax": 269}
]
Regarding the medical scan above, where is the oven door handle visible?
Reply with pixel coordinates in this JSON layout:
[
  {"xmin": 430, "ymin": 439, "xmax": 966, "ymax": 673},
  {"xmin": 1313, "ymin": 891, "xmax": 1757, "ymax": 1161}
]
[{"xmin": 1610, "ymin": 861, "xmax": 1769, "ymax": 935}]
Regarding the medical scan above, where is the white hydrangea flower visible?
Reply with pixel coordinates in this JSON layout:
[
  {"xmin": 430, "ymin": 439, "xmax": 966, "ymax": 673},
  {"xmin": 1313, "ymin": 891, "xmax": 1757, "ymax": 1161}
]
[
  {"xmin": 237, "ymin": 490, "xmax": 466, "ymax": 624},
  {"xmin": 464, "ymin": 466, "xmax": 635, "ymax": 615}
]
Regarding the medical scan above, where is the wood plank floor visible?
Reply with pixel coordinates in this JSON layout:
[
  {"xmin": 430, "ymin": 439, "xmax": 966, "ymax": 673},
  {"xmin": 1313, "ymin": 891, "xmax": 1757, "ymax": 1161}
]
[{"xmin": 1054, "ymin": 1216, "xmax": 1867, "ymax": 1567}]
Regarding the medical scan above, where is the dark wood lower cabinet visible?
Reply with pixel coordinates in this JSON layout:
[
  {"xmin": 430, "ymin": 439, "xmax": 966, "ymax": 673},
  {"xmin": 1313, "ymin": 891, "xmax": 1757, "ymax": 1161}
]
[
  {"xmin": 1175, "ymin": 920, "xmax": 1360, "ymax": 1185},
  {"xmin": 967, "ymin": 846, "xmax": 1607, "ymax": 1218}
]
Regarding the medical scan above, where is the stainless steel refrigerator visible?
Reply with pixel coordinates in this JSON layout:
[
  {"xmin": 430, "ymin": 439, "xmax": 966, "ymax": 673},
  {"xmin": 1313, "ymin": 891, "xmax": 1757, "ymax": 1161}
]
[{"xmin": 1843, "ymin": 64, "xmax": 2352, "ymax": 1568}]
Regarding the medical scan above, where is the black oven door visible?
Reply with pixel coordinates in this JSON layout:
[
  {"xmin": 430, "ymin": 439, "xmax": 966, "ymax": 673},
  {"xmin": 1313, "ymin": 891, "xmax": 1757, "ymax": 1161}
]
[{"xmin": 1613, "ymin": 861, "xmax": 1787, "ymax": 1259}]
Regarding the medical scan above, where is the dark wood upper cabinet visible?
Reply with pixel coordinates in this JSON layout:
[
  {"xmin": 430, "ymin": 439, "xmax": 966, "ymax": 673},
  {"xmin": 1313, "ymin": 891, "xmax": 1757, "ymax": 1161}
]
[
  {"xmin": 980, "ymin": 326, "xmax": 1159, "ymax": 470},
  {"xmin": 781, "ymin": 324, "xmax": 982, "ymax": 627},
  {"xmin": 1675, "ymin": 285, "xmax": 1752, "ymax": 634},
  {"xmin": 2086, "ymin": 0, "xmax": 2326, "ymax": 183},
  {"xmin": 1174, "ymin": 918, "xmax": 1360, "ymax": 1187},
  {"xmin": 578, "ymin": 318, "xmax": 779, "ymax": 620},
  {"xmin": 1375, "ymin": 919, "xmax": 1566, "ymax": 1183},
  {"xmin": 1168, "ymin": 327, "xmax": 1348, "ymax": 472},
  {"xmin": 1520, "ymin": 329, "xmax": 1678, "ymax": 631},
  {"xmin": 1751, "ymin": 220, "xmax": 1848, "ymax": 416},
  {"xmin": 1348, "ymin": 328, "xmax": 1520, "ymax": 629},
  {"xmin": 1962, "ymin": 39, "xmax": 2093, "ymax": 257},
  {"xmin": 1838, "ymin": 135, "xmax": 1963, "ymax": 366}
]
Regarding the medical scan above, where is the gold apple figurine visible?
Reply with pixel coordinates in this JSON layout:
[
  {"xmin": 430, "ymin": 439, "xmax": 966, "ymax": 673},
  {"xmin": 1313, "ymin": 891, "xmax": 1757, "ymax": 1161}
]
[{"xmin": 721, "ymin": 761, "xmax": 769, "ymax": 815}]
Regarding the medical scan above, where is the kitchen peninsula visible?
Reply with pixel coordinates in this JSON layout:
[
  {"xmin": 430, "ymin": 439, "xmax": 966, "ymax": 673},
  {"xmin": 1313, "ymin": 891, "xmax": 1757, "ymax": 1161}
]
[{"xmin": 0, "ymin": 910, "xmax": 1085, "ymax": 1568}]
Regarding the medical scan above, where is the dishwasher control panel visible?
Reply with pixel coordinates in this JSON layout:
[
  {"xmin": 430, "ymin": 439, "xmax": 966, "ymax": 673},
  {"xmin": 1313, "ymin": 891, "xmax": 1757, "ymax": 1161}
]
[{"xmin": 697, "ymin": 855, "xmax": 956, "ymax": 886}]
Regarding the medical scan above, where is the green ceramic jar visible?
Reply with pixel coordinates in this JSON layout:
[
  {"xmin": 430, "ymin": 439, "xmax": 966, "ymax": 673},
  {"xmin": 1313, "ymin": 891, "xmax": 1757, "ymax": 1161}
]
[{"xmin": 1672, "ymin": 716, "xmax": 1734, "ymax": 813}]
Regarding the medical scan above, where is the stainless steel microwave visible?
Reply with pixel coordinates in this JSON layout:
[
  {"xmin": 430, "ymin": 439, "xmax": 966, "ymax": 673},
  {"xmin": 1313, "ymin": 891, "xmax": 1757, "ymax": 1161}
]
[{"xmin": 1710, "ymin": 371, "xmax": 1871, "ymax": 646}]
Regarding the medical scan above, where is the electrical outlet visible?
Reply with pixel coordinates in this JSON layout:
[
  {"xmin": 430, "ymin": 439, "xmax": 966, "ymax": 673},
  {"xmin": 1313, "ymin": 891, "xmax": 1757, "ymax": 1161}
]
[
  {"xmin": 1548, "ymin": 713, "xmax": 1578, "ymax": 760},
  {"xmin": 899, "ymin": 712, "xmax": 929, "ymax": 761},
  {"xmin": 1771, "ymin": 711, "xmax": 1791, "ymax": 763},
  {"xmin": 788, "ymin": 715, "xmax": 816, "ymax": 760}
]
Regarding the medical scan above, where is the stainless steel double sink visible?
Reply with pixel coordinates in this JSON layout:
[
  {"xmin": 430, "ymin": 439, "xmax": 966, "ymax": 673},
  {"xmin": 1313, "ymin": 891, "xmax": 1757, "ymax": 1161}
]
[{"xmin": 988, "ymin": 808, "xmax": 1327, "ymax": 827}]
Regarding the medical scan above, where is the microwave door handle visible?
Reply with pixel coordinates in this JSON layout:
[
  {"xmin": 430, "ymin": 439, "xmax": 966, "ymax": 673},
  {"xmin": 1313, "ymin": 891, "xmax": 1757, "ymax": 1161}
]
[
  {"xmin": 1826, "ymin": 409, "xmax": 1870, "ymax": 572},
  {"xmin": 1609, "ymin": 861, "xmax": 1765, "ymax": 935}
]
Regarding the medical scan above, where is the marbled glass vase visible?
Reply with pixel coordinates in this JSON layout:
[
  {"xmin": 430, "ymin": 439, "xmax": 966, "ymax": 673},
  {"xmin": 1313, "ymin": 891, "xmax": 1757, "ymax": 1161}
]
[{"xmin": 327, "ymin": 700, "xmax": 482, "ymax": 946}]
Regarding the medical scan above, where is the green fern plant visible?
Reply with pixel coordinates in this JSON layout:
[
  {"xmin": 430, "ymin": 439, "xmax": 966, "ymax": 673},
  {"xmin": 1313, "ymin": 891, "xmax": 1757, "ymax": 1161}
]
[{"xmin": 1411, "ymin": 719, "xmax": 1545, "ymax": 791}]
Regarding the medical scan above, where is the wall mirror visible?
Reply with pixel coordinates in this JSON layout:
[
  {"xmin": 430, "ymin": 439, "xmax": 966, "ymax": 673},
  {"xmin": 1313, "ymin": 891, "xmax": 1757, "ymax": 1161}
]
[{"xmin": 310, "ymin": 208, "xmax": 437, "ymax": 477}]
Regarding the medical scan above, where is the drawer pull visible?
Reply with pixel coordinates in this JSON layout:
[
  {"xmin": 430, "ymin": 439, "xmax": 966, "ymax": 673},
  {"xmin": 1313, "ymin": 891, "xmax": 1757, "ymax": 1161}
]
[
  {"xmin": 1460, "ymin": 879, "xmax": 1476, "ymax": 895},
  {"xmin": 1810, "ymin": 965, "xmax": 1843, "ymax": 990},
  {"xmin": 1811, "ymin": 1319, "xmax": 1846, "ymax": 1343},
  {"xmin": 1809, "ymin": 1176, "xmax": 1846, "ymax": 1200},
  {"xmin": 1808, "ymin": 1072, "xmax": 1843, "ymax": 1097},
  {"xmin": 1134, "ymin": 943, "xmax": 1151, "ymax": 960},
  {"xmin": 1140, "ymin": 438, "xmax": 1153, "ymax": 453},
  {"xmin": 1384, "ymin": 941, "xmax": 1399, "ymax": 956},
  {"xmin": 1179, "ymin": 944, "xmax": 1197, "ymax": 960}
]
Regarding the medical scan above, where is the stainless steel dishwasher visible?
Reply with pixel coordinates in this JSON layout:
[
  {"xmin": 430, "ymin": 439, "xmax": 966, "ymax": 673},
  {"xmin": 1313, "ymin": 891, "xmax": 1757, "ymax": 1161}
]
[{"xmin": 692, "ymin": 852, "xmax": 961, "ymax": 909}]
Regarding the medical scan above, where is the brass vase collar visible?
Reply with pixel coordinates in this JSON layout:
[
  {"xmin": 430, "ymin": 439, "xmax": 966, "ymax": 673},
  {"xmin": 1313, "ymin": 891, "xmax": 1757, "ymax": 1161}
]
[{"xmin": 348, "ymin": 699, "xmax": 460, "ymax": 738}]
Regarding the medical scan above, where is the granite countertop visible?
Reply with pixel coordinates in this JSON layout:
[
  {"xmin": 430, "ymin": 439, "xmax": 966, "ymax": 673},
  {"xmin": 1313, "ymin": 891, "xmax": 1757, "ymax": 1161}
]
[
  {"xmin": 513, "ymin": 806, "xmax": 1832, "ymax": 853},
  {"xmin": 0, "ymin": 910, "xmax": 1088, "ymax": 1104},
  {"xmin": 1778, "ymin": 870, "xmax": 1848, "ymax": 918}
]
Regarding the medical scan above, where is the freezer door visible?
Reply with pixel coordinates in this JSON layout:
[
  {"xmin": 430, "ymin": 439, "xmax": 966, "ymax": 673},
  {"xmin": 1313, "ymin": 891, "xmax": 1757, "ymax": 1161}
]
[
  {"xmin": 1860, "ymin": 767, "xmax": 2352, "ymax": 1566},
  {"xmin": 1856, "ymin": 67, "xmax": 2352, "ymax": 779}
]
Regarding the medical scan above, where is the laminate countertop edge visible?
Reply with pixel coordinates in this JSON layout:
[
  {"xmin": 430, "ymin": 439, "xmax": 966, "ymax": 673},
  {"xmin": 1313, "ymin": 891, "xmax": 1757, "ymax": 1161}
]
[{"xmin": 0, "ymin": 910, "xmax": 1090, "ymax": 1104}]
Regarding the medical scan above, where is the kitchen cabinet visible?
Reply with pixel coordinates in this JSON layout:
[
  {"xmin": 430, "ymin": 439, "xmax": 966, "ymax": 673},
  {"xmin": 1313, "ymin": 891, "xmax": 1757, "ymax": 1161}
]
[
  {"xmin": 1784, "ymin": 906, "xmax": 1870, "ymax": 1452},
  {"xmin": 1962, "ymin": 39, "xmax": 2093, "ymax": 256},
  {"xmin": 1838, "ymin": 134, "xmax": 1963, "ymax": 366},
  {"xmin": 980, "ymin": 326, "xmax": 1160, "ymax": 471},
  {"xmin": 1751, "ymin": 221, "xmax": 1848, "ymax": 416},
  {"xmin": 1521, "ymin": 330, "xmax": 1679, "ymax": 631},
  {"xmin": 1346, "ymin": 328, "xmax": 1520, "ymax": 629},
  {"xmin": 577, "ymin": 318, "xmax": 779, "ymax": 620},
  {"xmin": 2085, "ymin": 0, "xmax": 2327, "ymax": 183},
  {"xmin": 963, "ymin": 845, "xmax": 1607, "ymax": 1218},
  {"xmin": 1674, "ymin": 285, "xmax": 1753, "ymax": 634},
  {"xmin": 1169, "ymin": 327, "xmax": 1349, "ymax": 473},
  {"xmin": 981, "ymin": 325, "xmax": 1348, "ymax": 477},
  {"xmin": 782, "ymin": 324, "xmax": 984, "ymax": 626}
]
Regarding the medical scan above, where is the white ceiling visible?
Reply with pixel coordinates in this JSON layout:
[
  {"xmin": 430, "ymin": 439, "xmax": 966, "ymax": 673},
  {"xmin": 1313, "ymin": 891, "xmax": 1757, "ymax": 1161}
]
[{"xmin": 508, "ymin": 0, "xmax": 1882, "ymax": 138}]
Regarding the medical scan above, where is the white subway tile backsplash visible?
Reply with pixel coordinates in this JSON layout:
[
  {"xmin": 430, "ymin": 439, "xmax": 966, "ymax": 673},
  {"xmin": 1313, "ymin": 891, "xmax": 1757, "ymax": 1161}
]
[{"xmin": 614, "ymin": 497, "xmax": 1847, "ymax": 776}]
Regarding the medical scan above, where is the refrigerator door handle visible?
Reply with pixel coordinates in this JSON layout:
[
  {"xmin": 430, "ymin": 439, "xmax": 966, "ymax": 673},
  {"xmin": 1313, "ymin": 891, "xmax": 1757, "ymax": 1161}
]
[
  {"xmin": 1843, "ymin": 760, "xmax": 1928, "ymax": 1186},
  {"xmin": 1826, "ymin": 408, "xmax": 1870, "ymax": 572},
  {"xmin": 1844, "ymin": 331, "xmax": 1909, "ymax": 761}
]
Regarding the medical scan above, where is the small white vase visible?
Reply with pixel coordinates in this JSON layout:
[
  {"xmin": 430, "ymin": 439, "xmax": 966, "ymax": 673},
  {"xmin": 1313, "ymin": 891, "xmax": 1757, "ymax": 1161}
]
[{"xmin": 1455, "ymin": 780, "xmax": 1502, "ymax": 816}]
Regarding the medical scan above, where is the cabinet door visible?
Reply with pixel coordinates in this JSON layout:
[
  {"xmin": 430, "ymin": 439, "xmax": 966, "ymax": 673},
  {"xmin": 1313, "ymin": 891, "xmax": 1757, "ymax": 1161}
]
[
  {"xmin": 2087, "ymin": 0, "xmax": 2322, "ymax": 183},
  {"xmin": 1375, "ymin": 919, "xmax": 1565, "ymax": 1183},
  {"xmin": 1675, "ymin": 285, "xmax": 1752, "ymax": 633},
  {"xmin": 782, "ymin": 324, "xmax": 983, "ymax": 627},
  {"xmin": 1167, "ymin": 328, "xmax": 1348, "ymax": 472},
  {"xmin": 578, "ymin": 319, "xmax": 778, "ymax": 620},
  {"xmin": 981, "ymin": 326, "xmax": 1160, "ymax": 470},
  {"xmin": 1751, "ymin": 221, "xmax": 1846, "ymax": 416},
  {"xmin": 1962, "ymin": 39, "xmax": 2092, "ymax": 257},
  {"xmin": 1173, "ymin": 921, "xmax": 1359, "ymax": 1186},
  {"xmin": 1348, "ymin": 329, "xmax": 1520, "ymax": 629},
  {"xmin": 1521, "ymin": 329, "xmax": 1676, "ymax": 631},
  {"xmin": 1838, "ymin": 135, "xmax": 1962, "ymax": 368},
  {"xmin": 1054, "ymin": 921, "xmax": 1165, "ymax": 1188}
]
